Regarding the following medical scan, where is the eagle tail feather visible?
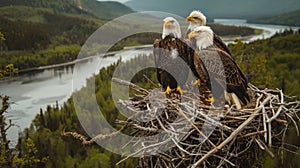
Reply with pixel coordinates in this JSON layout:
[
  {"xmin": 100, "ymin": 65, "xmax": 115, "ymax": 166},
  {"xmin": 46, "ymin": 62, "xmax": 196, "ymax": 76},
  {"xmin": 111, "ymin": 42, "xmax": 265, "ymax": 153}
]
[{"xmin": 231, "ymin": 93, "xmax": 242, "ymax": 110}]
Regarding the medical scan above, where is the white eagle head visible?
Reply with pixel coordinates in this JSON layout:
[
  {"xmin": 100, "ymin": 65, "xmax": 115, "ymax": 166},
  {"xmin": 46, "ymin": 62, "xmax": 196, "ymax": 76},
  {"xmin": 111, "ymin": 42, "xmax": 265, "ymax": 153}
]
[
  {"xmin": 162, "ymin": 17, "xmax": 182, "ymax": 39},
  {"xmin": 186, "ymin": 10, "xmax": 207, "ymax": 31},
  {"xmin": 188, "ymin": 26, "xmax": 214, "ymax": 50}
]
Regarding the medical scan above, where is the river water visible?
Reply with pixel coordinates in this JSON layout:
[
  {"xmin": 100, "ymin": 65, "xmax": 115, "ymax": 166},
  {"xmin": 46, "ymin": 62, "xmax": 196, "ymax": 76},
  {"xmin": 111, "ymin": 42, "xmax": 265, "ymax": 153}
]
[
  {"xmin": 214, "ymin": 19, "xmax": 299, "ymax": 42},
  {"xmin": 1, "ymin": 19, "xmax": 298, "ymax": 144},
  {"xmin": 1, "ymin": 49, "xmax": 152, "ymax": 144}
]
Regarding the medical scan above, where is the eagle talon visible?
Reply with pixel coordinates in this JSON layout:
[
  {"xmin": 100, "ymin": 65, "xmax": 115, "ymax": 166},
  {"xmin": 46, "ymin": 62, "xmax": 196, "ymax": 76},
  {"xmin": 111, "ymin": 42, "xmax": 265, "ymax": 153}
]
[
  {"xmin": 192, "ymin": 79, "xmax": 201, "ymax": 86},
  {"xmin": 163, "ymin": 86, "xmax": 172, "ymax": 95},
  {"xmin": 205, "ymin": 94, "xmax": 214, "ymax": 103},
  {"xmin": 176, "ymin": 86, "xmax": 185, "ymax": 95}
]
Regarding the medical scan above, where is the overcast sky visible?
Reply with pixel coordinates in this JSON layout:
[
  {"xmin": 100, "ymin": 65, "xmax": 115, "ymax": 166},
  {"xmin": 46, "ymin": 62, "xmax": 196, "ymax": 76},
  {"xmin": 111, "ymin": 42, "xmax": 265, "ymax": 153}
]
[{"xmin": 97, "ymin": 0, "xmax": 130, "ymax": 3}]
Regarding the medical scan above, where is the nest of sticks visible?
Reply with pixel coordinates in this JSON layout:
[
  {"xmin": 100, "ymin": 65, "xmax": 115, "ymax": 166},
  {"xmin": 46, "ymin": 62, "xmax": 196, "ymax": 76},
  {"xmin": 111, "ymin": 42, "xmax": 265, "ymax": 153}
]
[
  {"xmin": 112, "ymin": 78, "xmax": 300, "ymax": 168},
  {"xmin": 63, "ymin": 78, "xmax": 300, "ymax": 167}
]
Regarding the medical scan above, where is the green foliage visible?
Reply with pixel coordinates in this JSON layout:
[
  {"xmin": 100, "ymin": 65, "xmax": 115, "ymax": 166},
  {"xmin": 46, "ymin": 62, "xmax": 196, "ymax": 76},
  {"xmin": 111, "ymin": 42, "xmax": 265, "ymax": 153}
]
[
  {"xmin": 0, "ymin": 31, "xmax": 6, "ymax": 52},
  {"xmin": 0, "ymin": 45, "xmax": 81, "ymax": 70},
  {"xmin": 0, "ymin": 32, "xmax": 4, "ymax": 41},
  {"xmin": 0, "ymin": 3, "xmax": 260, "ymax": 72},
  {"xmin": 229, "ymin": 29, "xmax": 300, "ymax": 98},
  {"xmin": 13, "ymin": 138, "xmax": 48, "ymax": 167},
  {"xmin": 15, "ymin": 57, "xmax": 154, "ymax": 167},
  {"xmin": 0, "ymin": 96, "xmax": 46, "ymax": 168},
  {"xmin": 208, "ymin": 23, "xmax": 256, "ymax": 36},
  {"xmin": 0, "ymin": 3, "xmax": 128, "ymax": 71},
  {"xmin": 0, "ymin": 96, "xmax": 13, "ymax": 167},
  {"xmin": 0, "ymin": 64, "xmax": 18, "ymax": 80},
  {"xmin": 0, "ymin": 0, "xmax": 86, "ymax": 15},
  {"xmin": 250, "ymin": 8, "xmax": 300, "ymax": 26},
  {"xmin": 78, "ymin": 0, "xmax": 133, "ymax": 19},
  {"xmin": 261, "ymin": 149, "xmax": 276, "ymax": 168},
  {"xmin": 0, "ymin": 144, "xmax": 8, "ymax": 166},
  {"xmin": 0, "ymin": 0, "xmax": 132, "ymax": 19},
  {"xmin": 0, "ymin": 5, "xmax": 100, "ymax": 70},
  {"xmin": 228, "ymin": 30, "xmax": 300, "ymax": 167},
  {"xmin": 0, "ymin": 9, "xmax": 98, "ymax": 51},
  {"xmin": 294, "ymin": 149, "xmax": 300, "ymax": 167}
]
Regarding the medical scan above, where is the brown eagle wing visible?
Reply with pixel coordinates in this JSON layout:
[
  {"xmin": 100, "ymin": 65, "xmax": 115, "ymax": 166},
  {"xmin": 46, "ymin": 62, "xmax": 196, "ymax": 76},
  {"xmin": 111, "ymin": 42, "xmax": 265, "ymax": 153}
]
[
  {"xmin": 197, "ymin": 47, "xmax": 249, "ymax": 104},
  {"xmin": 213, "ymin": 33, "xmax": 231, "ymax": 55},
  {"xmin": 153, "ymin": 36, "xmax": 191, "ymax": 89}
]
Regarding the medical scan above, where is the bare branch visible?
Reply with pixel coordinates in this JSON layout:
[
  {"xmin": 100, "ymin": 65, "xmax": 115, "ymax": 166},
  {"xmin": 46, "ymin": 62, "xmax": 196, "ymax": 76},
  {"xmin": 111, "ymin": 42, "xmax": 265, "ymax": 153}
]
[{"xmin": 112, "ymin": 77, "xmax": 149, "ymax": 95}]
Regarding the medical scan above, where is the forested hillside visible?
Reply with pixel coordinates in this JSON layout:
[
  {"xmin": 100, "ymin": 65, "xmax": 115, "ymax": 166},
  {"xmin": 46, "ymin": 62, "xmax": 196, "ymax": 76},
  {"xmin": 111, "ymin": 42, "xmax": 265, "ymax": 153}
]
[
  {"xmin": 0, "ymin": 0, "xmax": 133, "ymax": 19},
  {"xmin": 249, "ymin": 8, "xmax": 300, "ymax": 26},
  {"xmin": 0, "ymin": 1, "xmax": 258, "ymax": 72},
  {"xmin": 79, "ymin": 0, "xmax": 133, "ymax": 19},
  {"xmin": 229, "ymin": 29, "xmax": 300, "ymax": 97},
  {"xmin": 2, "ymin": 30, "xmax": 298, "ymax": 168},
  {"xmin": 0, "ymin": 0, "xmax": 129, "ymax": 70},
  {"xmin": 0, "ymin": 8, "xmax": 98, "ymax": 70},
  {"xmin": 0, "ymin": 0, "xmax": 85, "ymax": 14}
]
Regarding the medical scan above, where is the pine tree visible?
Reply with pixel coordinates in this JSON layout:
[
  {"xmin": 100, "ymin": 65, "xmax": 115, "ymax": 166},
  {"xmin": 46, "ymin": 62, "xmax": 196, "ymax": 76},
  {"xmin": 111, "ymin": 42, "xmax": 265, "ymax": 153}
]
[
  {"xmin": 13, "ymin": 137, "xmax": 48, "ymax": 167},
  {"xmin": 0, "ymin": 96, "xmax": 13, "ymax": 167}
]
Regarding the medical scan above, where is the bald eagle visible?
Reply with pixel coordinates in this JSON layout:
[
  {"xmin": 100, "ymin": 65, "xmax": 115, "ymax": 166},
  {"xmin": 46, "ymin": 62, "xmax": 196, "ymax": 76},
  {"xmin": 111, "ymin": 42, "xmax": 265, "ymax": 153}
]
[
  {"xmin": 188, "ymin": 26, "xmax": 249, "ymax": 109},
  {"xmin": 153, "ymin": 17, "xmax": 191, "ymax": 95},
  {"xmin": 185, "ymin": 10, "xmax": 231, "ymax": 55}
]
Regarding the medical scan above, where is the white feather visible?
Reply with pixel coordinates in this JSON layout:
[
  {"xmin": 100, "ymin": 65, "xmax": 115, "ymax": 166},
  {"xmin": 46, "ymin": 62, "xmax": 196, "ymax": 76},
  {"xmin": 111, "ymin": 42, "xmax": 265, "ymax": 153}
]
[
  {"xmin": 170, "ymin": 49, "xmax": 178, "ymax": 59},
  {"xmin": 187, "ymin": 10, "xmax": 207, "ymax": 31},
  {"xmin": 231, "ymin": 93, "xmax": 242, "ymax": 109},
  {"xmin": 224, "ymin": 91, "xmax": 231, "ymax": 105},
  {"xmin": 193, "ymin": 26, "xmax": 214, "ymax": 50},
  {"xmin": 162, "ymin": 17, "xmax": 181, "ymax": 39}
]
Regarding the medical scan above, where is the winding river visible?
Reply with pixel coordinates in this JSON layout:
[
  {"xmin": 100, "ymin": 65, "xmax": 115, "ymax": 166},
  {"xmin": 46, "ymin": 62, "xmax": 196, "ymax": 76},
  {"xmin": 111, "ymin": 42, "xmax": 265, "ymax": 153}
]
[{"xmin": 1, "ymin": 19, "xmax": 299, "ymax": 144}]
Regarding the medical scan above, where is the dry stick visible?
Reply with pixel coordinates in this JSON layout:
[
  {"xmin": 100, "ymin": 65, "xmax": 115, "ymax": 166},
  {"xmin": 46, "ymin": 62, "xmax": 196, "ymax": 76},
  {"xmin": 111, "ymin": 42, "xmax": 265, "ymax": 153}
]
[
  {"xmin": 116, "ymin": 136, "xmax": 173, "ymax": 165},
  {"xmin": 262, "ymin": 106, "xmax": 268, "ymax": 143},
  {"xmin": 62, "ymin": 124, "xmax": 127, "ymax": 145},
  {"xmin": 267, "ymin": 90, "xmax": 284, "ymax": 123},
  {"xmin": 62, "ymin": 102, "xmax": 147, "ymax": 145},
  {"xmin": 61, "ymin": 130, "xmax": 89, "ymax": 143},
  {"xmin": 112, "ymin": 77, "xmax": 149, "ymax": 95},
  {"xmin": 213, "ymin": 154, "xmax": 236, "ymax": 167},
  {"xmin": 131, "ymin": 123, "xmax": 158, "ymax": 132},
  {"xmin": 184, "ymin": 104, "xmax": 232, "ymax": 131},
  {"xmin": 172, "ymin": 103, "xmax": 217, "ymax": 148},
  {"xmin": 267, "ymin": 120, "xmax": 272, "ymax": 147},
  {"xmin": 255, "ymin": 138, "xmax": 266, "ymax": 150},
  {"xmin": 63, "ymin": 106, "xmax": 149, "ymax": 145},
  {"xmin": 256, "ymin": 138, "xmax": 275, "ymax": 158},
  {"xmin": 239, "ymin": 131, "xmax": 267, "ymax": 138},
  {"xmin": 191, "ymin": 95, "xmax": 272, "ymax": 168},
  {"xmin": 286, "ymin": 113, "xmax": 300, "ymax": 136},
  {"xmin": 143, "ymin": 74, "xmax": 159, "ymax": 87}
]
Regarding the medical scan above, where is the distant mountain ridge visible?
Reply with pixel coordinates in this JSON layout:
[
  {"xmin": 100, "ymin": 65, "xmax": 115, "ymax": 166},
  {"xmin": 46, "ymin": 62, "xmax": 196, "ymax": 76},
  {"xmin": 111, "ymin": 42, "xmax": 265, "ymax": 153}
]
[
  {"xmin": 249, "ymin": 8, "xmax": 300, "ymax": 27},
  {"xmin": 125, "ymin": 0, "xmax": 300, "ymax": 20},
  {"xmin": 79, "ymin": 0, "xmax": 133, "ymax": 19},
  {"xmin": 0, "ymin": 0, "xmax": 133, "ymax": 19}
]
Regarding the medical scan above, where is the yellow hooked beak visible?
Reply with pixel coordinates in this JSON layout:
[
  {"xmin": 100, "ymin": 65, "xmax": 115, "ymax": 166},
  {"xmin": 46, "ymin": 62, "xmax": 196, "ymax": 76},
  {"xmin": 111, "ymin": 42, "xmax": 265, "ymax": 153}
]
[
  {"xmin": 188, "ymin": 31, "xmax": 199, "ymax": 39},
  {"xmin": 164, "ymin": 21, "xmax": 171, "ymax": 28},
  {"xmin": 186, "ymin": 16, "xmax": 195, "ymax": 22}
]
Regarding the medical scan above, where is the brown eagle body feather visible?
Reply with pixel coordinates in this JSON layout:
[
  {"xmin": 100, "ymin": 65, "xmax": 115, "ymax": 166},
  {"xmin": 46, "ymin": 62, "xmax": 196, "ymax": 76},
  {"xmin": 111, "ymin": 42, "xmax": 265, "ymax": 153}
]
[
  {"xmin": 193, "ymin": 45, "xmax": 250, "ymax": 105},
  {"xmin": 153, "ymin": 35, "xmax": 191, "ymax": 91},
  {"xmin": 153, "ymin": 33, "xmax": 249, "ymax": 105}
]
